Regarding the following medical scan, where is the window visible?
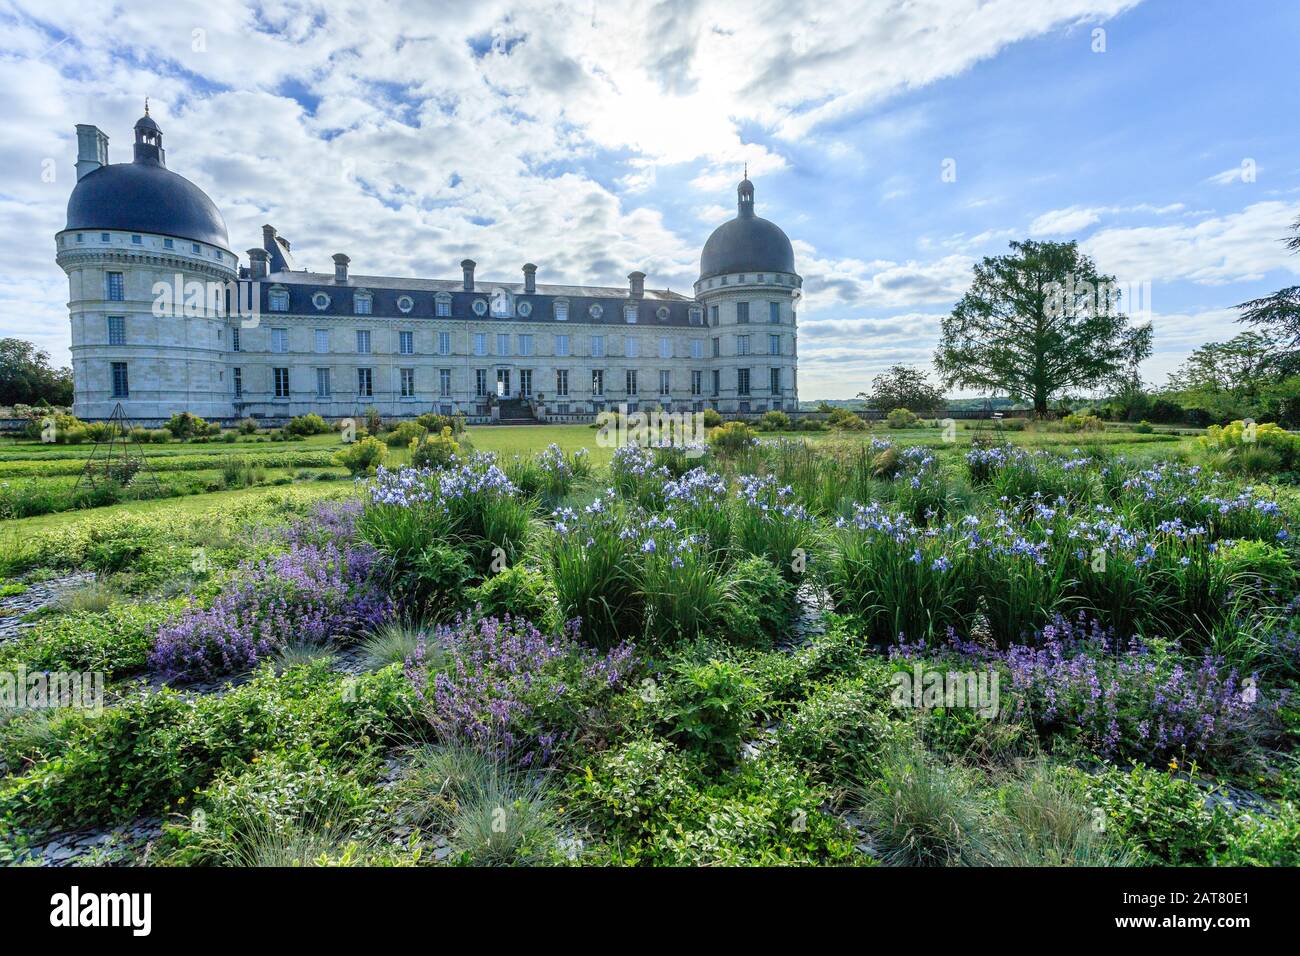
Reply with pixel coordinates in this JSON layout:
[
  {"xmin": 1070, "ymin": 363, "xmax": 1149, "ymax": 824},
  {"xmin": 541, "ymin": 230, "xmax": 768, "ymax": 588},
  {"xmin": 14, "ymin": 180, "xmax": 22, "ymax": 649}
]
[
  {"xmin": 625, "ymin": 305, "xmax": 638, "ymax": 324},
  {"xmin": 314, "ymin": 329, "xmax": 329, "ymax": 353},
  {"xmin": 737, "ymin": 302, "xmax": 749, "ymax": 324},
  {"xmin": 438, "ymin": 368, "xmax": 451, "ymax": 398},
  {"xmin": 689, "ymin": 307, "xmax": 703, "ymax": 326},
  {"xmin": 76, "ymin": 233, "xmax": 84, "ymax": 243},
  {"xmin": 712, "ymin": 337, "xmax": 721, "ymax": 358},
  {"xmin": 312, "ymin": 292, "xmax": 331, "ymax": 311},
  {"xmin": 555, "ymin": 334, "xmax": 570, "ymax": 357},
  {"xmin": 769, "ymin": 334, "xmax": 781, "ymax": 355},
  {"xmin": 436, "ymin": 294, "xmax": 451, "ymax": 317},
  {"xmin": 769, "ymin": 301, "xmax": 781, "ymax": 323},
  {"xmin": 272, "ymin": 328, "xmax": 289, "ymax": 353},
  {"xmin": 554, "ymin": 300, "xmax": 569, "ymax": 321},
  {"xmin": 107, "ymin": 316, "xmax": 125, "ymax": 345},
  {"xmin": 436, "ymin": 331, "xmax": 450, "ymax": 356},
  {"xmin": 233, "ymin": 328, "xmax": 241, "ymax": 352},
  {"xmin": 316, "ymin": 367, "xmax": 331, "ymax": 398},
  {"xmin": 357, "ymin": 367, "xmax": 373, "ymax": 397},
  {"xmin": 591, "ymin": 335, "xmax": 605, "ymax": 358},
  {"xmin": 163, "ymin": 238, "xmax": 174, "ymax": 250},
  {"xmin": 401, "ymin": 330, "xmax": 415, "ymax": 355},
  {"xmin": 473, "ymin": 333, "xmax": 487, "ymax": 356},
  {"xmin": 737, "ymin": 334, "xmax": 751, "ymax": 356},
  {"xmin": 105, "ymin": 272, "xmax": 124, "ymax": 301},
  {"xmin": 658, "ymin": 337, "xmax": 671, "ymax": 359},
  {"xmin": 274, "ymin": 367, "xmax": 290, "ymax": 398},
  {"xmin": 626, "ymin": 338, "xmax": 640, "ymax": 359},
  {"xmin": 709, "ymin": 305, "xmax": 719, "ymax": 326},
  {"xmin": 475, "ymin": 369, "xmax": 488, "ymax": 397},
  {"xmin": 233, "ymin": 367, "xmax": 243, "ymax": 397},
  {"xmin": 401, "ymin": 368, "xmax": 416, "ymax": 398},
  {"xmin": 518, "ymin": 334, "xmax": 534, "ymax": 357},
  {"xmin": 690, "ymin": 339, "xmax": 703, "ymax": 360},
  {"xmin": 397, "ymin": 295, "xmax": 414, "ymax": 313},
  {"xmin": 356, "ymin": 330, "xmax": 371, "ymax": 354},
  {"xmin": 737, "ymin": 368, "xmax": 751, "ymax": 396},
  {"xmin": 131, "ymin": 234, "xmax": 142, "ymax": 245},
  {"xmin": 111, "ymin": 362, "xmax": 129, "ymax": 397},
  {"xmin": 711, "ymin": 369, "xmax": 721, "ymax": 397},
  {"xmin": 191, "ymin": 242, "xmax": 201, "ymax": 253},
  {"xmin": 556, "ymin": 369, "xmax": 569, "ymax": 397},
  {"xmin": 691, "ymin": 370, "xmax": 703, "ymax": 396},
  {"xmin": 354, "ymin": 293, "xmax": 372, "ymax": 315},
  {"xmin": 626, "ymin": 369, "xmax": 638, "ymax": 396},
  {"xmin": 770, "ymin": 367, "xmax": 781, "ymax": 394},
  {"xmin": 496, "ymin": 333, "xmax": 510, "ymax": 357},
  {"xmin": 269, "ymin": 289, "xmax": 289, "ymax": 312},
  {"xmin": 592, "ymin": 369, "xmax": 605, "ymax": 396},
  {"xmin": 659, "ymin": 370, "xmax": 671, "ymax": 396}
]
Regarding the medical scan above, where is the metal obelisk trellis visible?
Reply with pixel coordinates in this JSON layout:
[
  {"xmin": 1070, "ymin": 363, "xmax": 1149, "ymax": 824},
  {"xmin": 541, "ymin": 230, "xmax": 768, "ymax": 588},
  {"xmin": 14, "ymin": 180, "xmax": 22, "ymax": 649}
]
[{"xmin": 74, "ymin": 403, "xmax": 161, "ymax": 495}]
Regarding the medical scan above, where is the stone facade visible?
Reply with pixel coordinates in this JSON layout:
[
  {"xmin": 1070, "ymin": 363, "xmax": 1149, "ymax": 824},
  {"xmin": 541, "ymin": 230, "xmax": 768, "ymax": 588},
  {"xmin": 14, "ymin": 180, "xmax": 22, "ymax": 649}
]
[{"xmin": 57, "ymin": 112, "xmax": 800, "ymax": 423}]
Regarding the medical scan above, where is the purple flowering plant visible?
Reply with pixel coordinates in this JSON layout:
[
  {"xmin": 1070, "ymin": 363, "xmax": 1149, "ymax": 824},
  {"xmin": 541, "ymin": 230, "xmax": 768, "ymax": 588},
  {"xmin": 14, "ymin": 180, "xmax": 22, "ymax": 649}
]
[
  {"xmin": 405, "ymin": 613, "xmax": 635, "ymax": 765},
  {"xmin": 151, "ymin": 542, "xmax": 393, "ymax": 681}
]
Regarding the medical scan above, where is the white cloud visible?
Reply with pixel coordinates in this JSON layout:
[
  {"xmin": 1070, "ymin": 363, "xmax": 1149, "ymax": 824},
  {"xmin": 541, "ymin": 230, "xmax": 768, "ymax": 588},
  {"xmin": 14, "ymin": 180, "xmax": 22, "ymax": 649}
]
[{"xmin": 1082, "ymin": 201, "xmax": 1300, "ymax": 284}]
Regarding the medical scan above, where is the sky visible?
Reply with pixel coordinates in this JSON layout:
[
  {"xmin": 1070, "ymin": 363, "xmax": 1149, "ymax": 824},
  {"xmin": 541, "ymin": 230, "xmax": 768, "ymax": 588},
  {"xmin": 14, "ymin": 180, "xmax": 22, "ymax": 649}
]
[{"xmin": 1, "ymin": 0, "xmax": 1298, "ymax": 401}]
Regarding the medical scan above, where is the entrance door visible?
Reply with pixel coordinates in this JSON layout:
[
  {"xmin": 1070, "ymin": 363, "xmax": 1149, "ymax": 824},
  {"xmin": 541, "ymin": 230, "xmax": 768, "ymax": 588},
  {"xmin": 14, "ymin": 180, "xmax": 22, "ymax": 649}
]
[{"xmin": 497, "ymin": 368, "xmax": 511, "ymax": 398}]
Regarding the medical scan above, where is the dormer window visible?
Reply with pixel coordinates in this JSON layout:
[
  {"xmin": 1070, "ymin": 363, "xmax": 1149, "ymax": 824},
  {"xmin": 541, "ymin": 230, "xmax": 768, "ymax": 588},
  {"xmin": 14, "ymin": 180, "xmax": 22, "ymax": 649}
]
[
  {"xmin": 554, "ymin": 299, "xmax": 569, "ymax": 321},
  {"xmin": 656, "ymin": 306, "xmax": 670, "ymax": 321},
  {"xmin": 312, "ymin": 292, "xmax": 331, "ymax": 311},
  {"xmin": 689, "ymin": 307, "xmax": 703, "ymax": 326},
  {"xmin": 435, "ymin": 293, "xmax": 452, "ymax": 317},
  {"xmin": 397, "ymin": 295, "xmax": 414, "ymax": 313},
  {"xmin": 269, "ymin": 289, "xmax": 289, "ymax": 312},
  {"xmin": 624, "ymin": 305, "xmax": 638, "ymax": 324},
  {"xmin": 354, "ymin": 291, "xmax": 373, "ymax": 314}
]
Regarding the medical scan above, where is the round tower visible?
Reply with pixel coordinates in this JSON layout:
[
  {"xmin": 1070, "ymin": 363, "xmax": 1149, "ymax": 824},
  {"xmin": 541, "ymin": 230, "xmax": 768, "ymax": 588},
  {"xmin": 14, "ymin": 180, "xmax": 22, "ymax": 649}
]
[
  {"xmin": 695, "ymin": 175, "xmax": 800, "ymax": 413},
  {"xmin": 56, "ymin": 106, "xmax": 237, "ymax": 422}
]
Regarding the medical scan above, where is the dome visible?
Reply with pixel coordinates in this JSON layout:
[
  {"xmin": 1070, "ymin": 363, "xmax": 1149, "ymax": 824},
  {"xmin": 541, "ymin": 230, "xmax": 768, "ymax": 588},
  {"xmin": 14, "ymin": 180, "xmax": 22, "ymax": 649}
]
[
  {"xmin": 699, "ymin": 177, "xmax": 794, "ymax": 281},
  {"xmin": 64, "ymin": 111, "xmax": 230, "ymax": 251}
]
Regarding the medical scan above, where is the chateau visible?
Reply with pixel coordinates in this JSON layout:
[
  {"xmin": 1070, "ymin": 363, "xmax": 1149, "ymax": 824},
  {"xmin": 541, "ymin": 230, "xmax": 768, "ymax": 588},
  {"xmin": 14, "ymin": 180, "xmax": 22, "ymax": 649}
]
[{"xmin": 56, "ymin": 109, "xmax": 801, "ymax": 423}]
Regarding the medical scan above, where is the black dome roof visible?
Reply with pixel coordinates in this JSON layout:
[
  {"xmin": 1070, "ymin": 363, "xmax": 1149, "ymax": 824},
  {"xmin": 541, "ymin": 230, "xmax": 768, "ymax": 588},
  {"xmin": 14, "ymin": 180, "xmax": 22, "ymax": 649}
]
[
  {"xmin": 64, "ymin": 114, "xmax": 230, "ymax": 251},
  {"xmin": 699, "ymin": 178, "xmax": 794, "ymax": 280}
]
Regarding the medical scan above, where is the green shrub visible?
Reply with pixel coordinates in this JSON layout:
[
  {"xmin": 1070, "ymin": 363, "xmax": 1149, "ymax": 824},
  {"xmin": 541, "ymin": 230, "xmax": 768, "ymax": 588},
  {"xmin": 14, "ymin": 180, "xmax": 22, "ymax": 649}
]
[
  {"xmin": 409, "ymin": 427, "xmax": 459, "ymax": 470},
  {"xmin": 334, "ymin": 436, "xmax": 387, "ymax": 476},
  {"xmin": 384, "ymin": 420, "xmax": 427, "ymax": 448},
  {"xmin": 708, "ymin": 420, "xmax": 756, "ymax": 453},
  {"xmin": 164, "ymin": 412, "xmax": 217, "ymax": 440},
  {"xmin": 700, "ymin": 408, "xmax": 723, "ymax": 429},
  {"xmin": 774, "ymin": 669, "xmax": 901, "ymax": 784},
  {"xmin": 237, "ymin": 417, "xmax": 260, "ymax": 435},
  {"xmin": 286, "ymin": 413, "xmax": 331, "ymax": 437},
  {"xmin": 717, "ymin": 556, "xmax": 796, "ymax": 647},
  {"xmin": 466, "ymin": 564, "xmax": 560, "ymax": 631},
  {"xmin": 886, "ymin": 407, "xmax": 918, "ymax": 429},
  {"xmin": 799, "ymin": 417, "xmax": 825, "ymax": 431},
  {"xmin": 1058, "ymin": 413, "xmax": 1104, "ymax": 432},
  {"xmin": 1132, "ymin": 420, "xmax": 1154, "ymax": 434},
  {"xmin": 757, "ymin": 409, "xmax": 792, "ymax": 432},
  {"xmin": 653, "ymin": 656, "xmax": 765, "ymax": 767},
  {"xmin": 827, "ymin": 407, "xmax": 867, "ymax": 431}
]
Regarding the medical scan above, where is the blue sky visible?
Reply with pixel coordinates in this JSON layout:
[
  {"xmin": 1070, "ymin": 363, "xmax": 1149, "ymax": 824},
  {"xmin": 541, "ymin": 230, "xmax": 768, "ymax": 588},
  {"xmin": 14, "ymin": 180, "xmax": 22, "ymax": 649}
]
[{"xmin": 1, "ymin": 0, "xmax": 1298, "ymax": 399}]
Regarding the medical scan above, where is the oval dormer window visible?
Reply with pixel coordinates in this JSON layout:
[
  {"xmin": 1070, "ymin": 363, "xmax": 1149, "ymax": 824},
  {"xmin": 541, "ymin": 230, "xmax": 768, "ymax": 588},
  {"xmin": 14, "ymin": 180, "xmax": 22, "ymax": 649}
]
[
  {"xmin": 589, "ymin": 303, "xmax": 604, "ymax": 319},
  {"xmin": 472, "ymin": 298, "xmax": 488, "ymax": 316},
  {"xmin": 312, "ymin": 292, "xmax": 331, "ymax": 311},
  {"xmin": 397, "ymin": 295, "xmax": 414, "ymax": 313}
]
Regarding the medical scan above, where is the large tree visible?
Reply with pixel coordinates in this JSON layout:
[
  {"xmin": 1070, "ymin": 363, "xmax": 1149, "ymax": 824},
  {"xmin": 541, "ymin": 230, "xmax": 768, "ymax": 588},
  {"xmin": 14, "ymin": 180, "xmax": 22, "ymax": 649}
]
[
  {"xmin": 0, "ymin": 338, "xmax": 74, "ymax": 407},
  {"xmin": 934, "ymin": 240, "xmax": 1152, "ymax": 416},
  {"xmin": 858, "ymin": 364, "xmax": 945, "ymax": 413},
  {"xmin": 1236, "ymin": 214, "xmax": 1300, "ymax": 376}
]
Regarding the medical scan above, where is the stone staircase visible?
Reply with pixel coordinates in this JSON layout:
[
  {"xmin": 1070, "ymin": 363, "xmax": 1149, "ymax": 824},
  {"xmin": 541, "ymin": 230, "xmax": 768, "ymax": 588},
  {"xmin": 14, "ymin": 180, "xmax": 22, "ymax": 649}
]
[{"xmin": 496, "ymin": 398, "xmax": 539, "ymax": 424}]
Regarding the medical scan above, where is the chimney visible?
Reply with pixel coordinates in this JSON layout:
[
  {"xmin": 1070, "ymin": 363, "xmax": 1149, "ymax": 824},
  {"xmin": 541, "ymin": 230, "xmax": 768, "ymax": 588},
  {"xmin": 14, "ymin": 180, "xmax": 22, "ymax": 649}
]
[
  {"xmin": 262, "ymin": 224, "xmax": 277, "ymax": 253},
  {"xmin": 628, "ymin": 271, "xmax": 646, "ymax": 299},
  {"xmin": 332, "ymin": 253, "xmax": 350, "ymax": 284},
  {"xmin": 523, "ymin": 263, "xmax": 537, "ymax": 294},
  {"xmin": 75, "ymin": 125, "xmax": 109, "ymax": 180},
  {"xmin": 247, "ymin": 248, "xmax": 269, "ymax": 280},
  {"xmin": 461, "ymin": 259, "xmax": 476, "ymax": 291}
]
